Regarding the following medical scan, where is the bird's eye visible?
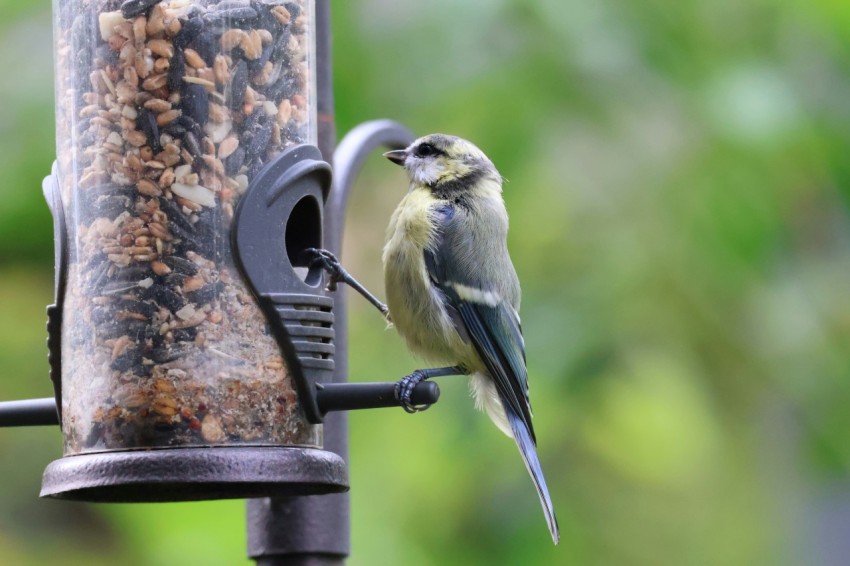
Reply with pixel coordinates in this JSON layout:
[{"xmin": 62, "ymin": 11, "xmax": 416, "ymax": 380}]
[{"xmin": 415, "ymin": 143, "xmax": 438, "ymax": 158}]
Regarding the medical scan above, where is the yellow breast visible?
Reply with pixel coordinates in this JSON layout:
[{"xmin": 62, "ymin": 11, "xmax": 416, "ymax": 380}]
[{"xmin": 382, "ymin": 189, "xmax": 470, "ymax": 364}]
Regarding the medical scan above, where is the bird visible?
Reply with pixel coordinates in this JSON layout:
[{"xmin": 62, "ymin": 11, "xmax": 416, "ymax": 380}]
[
  {"xmin": 381, "ymin": 134, "xmax": 559, "ymax": 544},
  {"xmin": 305, "ymin": 133, "xmax": 559, "ymax": 544}
]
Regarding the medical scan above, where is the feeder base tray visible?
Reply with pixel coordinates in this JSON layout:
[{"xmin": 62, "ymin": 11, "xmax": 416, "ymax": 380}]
[{"xmin": 40, "ymin": 446, "xmax": 348, "ymax": 503}]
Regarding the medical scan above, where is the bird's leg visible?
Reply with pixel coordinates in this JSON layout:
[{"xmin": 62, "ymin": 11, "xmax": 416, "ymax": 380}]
[
  {"xmin": 396, "ymin": 365, "xmax": 468, "ymax": 413},
  {"xmin": 303, "ymin": 248, "xmax": 390, "ymax": 319}
]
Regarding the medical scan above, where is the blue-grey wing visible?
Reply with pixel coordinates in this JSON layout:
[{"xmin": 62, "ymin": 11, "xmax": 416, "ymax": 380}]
[{"xmin": 424, "ymin": 203, "xmax": 535, "ymax": 443}]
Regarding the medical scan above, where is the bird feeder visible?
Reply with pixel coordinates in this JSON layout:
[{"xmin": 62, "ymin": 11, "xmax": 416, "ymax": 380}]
[
  {"xmin": 44, "ymin": 0, "xmax": 350, "ymax": 501},
  {"xmin": 1, "ymin": 0, "xmax": 428, "ymax": 561}
]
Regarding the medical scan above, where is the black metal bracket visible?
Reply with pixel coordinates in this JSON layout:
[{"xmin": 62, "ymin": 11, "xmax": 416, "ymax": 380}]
[{"xmin": 325, "ymin": 119, "xmax": 418, "ymax": 252}]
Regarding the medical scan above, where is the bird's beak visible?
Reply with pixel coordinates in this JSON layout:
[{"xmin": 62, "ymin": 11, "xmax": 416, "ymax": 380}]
[{"xmin": 383, "ymin": 149, "xmax": 407, "ymax": 166}]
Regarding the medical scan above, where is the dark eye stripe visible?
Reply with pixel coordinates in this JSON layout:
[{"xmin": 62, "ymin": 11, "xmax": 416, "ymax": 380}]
[{"xmin": 415, "ymin": 143, "xmax": 441, "ymax": 158}]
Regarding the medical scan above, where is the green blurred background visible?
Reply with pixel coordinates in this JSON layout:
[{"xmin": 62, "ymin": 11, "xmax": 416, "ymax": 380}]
[{"xmin": 1, "ymin": 0, "xmax": 850, "ymax": 564}]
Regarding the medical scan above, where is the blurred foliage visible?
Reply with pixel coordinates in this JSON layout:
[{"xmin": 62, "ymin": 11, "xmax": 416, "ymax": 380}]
[{"xmin": 1, "ymin": 0, "xmax": 850, "ymax": 564}]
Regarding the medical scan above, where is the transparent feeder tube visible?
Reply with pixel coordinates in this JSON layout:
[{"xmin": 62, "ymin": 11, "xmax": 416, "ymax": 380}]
[{"xmin": 52, "ymin": 0, "xmax": 320, "ymax": 454}]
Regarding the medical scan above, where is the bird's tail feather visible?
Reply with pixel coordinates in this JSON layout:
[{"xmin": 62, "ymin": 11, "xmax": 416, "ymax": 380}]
[{"xmin": 508, "ymin": 409, "xmax": 560, "ymax": 544}]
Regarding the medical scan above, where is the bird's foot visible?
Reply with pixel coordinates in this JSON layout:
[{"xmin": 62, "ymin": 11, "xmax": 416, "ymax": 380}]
[
  {"xmin": 303, "ymin": 248, "xmax": 391, "ymax": 320},
  {"xmin": 304, "ymin": 248, "xmax": 345, "ymax": 291},
  {"xmin": 395, "ymin": 370, "xmax": 432, "ymax": 413}
]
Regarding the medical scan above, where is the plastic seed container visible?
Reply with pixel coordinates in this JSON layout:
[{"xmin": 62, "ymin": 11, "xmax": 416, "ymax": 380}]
[{"xmin": 52, "ymin": 0, "xmax": 319, "ymax": 455}]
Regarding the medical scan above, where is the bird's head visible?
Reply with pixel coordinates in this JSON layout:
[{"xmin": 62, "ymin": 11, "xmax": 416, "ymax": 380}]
[{"xmin": 383, "ymin": 134, "xmax": 499, "ymax": 192}]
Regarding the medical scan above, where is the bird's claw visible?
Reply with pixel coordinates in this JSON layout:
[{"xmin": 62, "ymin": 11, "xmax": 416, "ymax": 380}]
[
  {"xmin": 304, "ymin": 248, "xmax": 345, "ymax": 291},
  {"xmin": 394, "ymin": 370, "xmax": 432, "ymax": 413}
]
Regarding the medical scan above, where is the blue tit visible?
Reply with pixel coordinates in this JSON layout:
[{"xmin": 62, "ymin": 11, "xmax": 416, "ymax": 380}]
[{"xmin": 382, "ymin": 134, "xmax": 560, "ymax": 544}]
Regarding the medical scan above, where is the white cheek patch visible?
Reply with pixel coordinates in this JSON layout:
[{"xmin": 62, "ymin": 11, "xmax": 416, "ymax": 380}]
[
  {"xmin": 411, "ymin": 160, "xmax": 443, "ymax": 186},
  {"xmin": 448, "ymin": 282, "xmax": 501, "ymax": 307}
]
